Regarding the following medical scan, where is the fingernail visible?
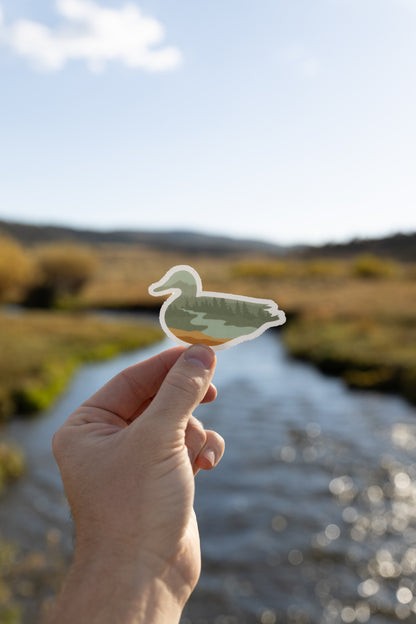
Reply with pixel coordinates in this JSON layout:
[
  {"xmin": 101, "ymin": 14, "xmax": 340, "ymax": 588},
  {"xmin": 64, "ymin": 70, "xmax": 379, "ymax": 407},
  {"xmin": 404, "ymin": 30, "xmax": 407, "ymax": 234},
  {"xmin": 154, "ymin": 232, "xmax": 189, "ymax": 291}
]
[
  {"xmin": 184, "ymin": 345, "xmax": 215, "ymax": 370},
  {"xmin": 202, "ymin": 448, "xmax": 216, "ymax": 467}
]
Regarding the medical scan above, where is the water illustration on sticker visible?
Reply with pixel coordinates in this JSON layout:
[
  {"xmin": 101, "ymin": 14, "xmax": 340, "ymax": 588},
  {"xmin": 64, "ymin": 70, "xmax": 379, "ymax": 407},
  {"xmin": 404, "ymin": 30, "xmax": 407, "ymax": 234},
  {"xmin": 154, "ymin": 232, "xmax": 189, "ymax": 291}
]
[{"xmin": 149, "ymin": 265, "xmax": 286, "ymax": 350}]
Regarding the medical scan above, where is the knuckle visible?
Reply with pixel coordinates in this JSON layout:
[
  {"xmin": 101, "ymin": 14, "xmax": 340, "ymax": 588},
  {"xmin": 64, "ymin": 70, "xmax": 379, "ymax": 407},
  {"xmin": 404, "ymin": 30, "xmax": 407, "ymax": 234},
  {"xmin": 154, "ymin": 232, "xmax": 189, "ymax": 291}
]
[
  {"xmin": 166, "ymin": 370, "xmax": 204, "ymax": 401},
  {"xmin": 186, "ymin": 420, "xmax": 206, "ymax": 447}
]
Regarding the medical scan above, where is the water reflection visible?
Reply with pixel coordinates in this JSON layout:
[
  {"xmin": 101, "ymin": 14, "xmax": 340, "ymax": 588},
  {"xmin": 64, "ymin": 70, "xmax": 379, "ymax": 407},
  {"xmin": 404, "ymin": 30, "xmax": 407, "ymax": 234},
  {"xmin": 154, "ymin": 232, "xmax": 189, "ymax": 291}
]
[{"xmin": 1, "ymin": 332, "xmax": 416, "ymax": 623}]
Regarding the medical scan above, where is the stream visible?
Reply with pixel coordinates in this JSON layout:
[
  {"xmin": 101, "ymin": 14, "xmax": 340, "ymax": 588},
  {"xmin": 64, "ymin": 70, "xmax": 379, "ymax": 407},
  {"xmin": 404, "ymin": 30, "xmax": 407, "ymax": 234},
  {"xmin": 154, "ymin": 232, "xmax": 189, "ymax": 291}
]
[{"xmin": 1, "ymin": 332, "xmax": 416, "ymax": 623}]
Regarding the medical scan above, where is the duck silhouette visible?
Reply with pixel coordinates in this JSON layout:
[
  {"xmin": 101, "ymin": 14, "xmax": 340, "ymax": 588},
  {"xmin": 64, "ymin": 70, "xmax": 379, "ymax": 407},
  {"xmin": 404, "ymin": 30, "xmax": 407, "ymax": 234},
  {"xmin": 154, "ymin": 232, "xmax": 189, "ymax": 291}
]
[{"xmin": 149, "ymin": 265, "xmax": 286, "ymax": 350}]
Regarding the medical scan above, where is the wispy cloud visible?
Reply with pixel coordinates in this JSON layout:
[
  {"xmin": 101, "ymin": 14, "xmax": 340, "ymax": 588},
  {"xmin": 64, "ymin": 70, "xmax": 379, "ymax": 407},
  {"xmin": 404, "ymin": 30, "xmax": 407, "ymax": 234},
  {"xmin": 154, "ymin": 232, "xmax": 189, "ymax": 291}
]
[
  {"xmin": 0, "ymin": 0, "xmax": 182, "ymax": 72},
  {"xmin": 283, "ymin": 44, "xmax": 321, "ymax": 79}
]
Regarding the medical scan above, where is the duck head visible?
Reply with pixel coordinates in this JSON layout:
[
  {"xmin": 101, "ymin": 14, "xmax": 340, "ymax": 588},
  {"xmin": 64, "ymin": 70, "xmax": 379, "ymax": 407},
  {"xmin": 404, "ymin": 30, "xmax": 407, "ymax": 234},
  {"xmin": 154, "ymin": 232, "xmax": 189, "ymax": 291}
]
[{"xmin": 149, "ymin": 265, "xmax": 201, "ymax": 297}]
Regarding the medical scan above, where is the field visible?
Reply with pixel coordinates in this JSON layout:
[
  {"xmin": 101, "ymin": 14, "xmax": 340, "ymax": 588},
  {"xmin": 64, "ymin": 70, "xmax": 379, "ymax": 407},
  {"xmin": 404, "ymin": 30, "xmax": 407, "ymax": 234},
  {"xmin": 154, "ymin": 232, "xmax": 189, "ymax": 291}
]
[
  {"xmin": 76, "ymin": 245, "xmax": 416, "ymax": 404},
  {"xmin": 1, "ymin": 243, "xmax": 415, "ymax": 423},
  {"xmin": 0, "ymin": 310, "xmax": 163, "ymax": 422}
]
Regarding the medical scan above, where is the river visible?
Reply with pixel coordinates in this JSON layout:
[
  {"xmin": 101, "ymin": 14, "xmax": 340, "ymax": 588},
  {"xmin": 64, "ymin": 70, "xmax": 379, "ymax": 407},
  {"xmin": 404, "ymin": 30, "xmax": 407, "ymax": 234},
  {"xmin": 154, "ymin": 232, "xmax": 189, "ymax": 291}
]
[{"xmin": 1, "ymin": 332, "xmax": 416, "ymax": 623}]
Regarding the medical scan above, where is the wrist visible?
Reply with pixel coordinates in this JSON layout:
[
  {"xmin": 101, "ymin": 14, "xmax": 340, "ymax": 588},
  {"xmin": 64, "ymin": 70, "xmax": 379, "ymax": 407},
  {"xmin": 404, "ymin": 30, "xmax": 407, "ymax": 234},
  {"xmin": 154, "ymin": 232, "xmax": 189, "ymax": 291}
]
[
  {"xmin": 75, "ymin": 526, "xmax": 198, "ymax": 602},
  {"xmin": 47, "ymin": 538, "xmax": 187, "ymax": 624},
  {"xmin": 78, "ymin": 537, "xmax": 188, "ymax": 616}
]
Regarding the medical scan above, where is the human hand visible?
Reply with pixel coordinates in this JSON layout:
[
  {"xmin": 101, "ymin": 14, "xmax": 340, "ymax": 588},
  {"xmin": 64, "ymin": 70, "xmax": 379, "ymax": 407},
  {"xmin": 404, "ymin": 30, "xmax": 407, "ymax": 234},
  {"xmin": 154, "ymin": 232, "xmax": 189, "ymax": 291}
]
[{"xmin": 49, "ymin": 344, "xmax": 224, "ymax": 624}]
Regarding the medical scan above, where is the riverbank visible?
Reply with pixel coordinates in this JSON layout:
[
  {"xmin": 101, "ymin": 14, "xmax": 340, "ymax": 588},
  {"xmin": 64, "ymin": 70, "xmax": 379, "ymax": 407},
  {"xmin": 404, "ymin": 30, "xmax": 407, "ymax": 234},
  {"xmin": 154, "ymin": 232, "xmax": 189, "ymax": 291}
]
[
  {"xmin": 282, "ymin": 317, "xmax": 416, "ymax": 405},
  {"xmin": 1, "ymin": 249, "xmax": 415, "ymax": 413},
  {"xmin": 0, "ymin": 309, "xmax": 162, "ymax": 498},
  {"xmin": 222, "ymin": 263, "xmax": 416, "ymax": 406},
  {"xmin": 0, "ymin": 310, "xmax": 163, "ymax": 422}
]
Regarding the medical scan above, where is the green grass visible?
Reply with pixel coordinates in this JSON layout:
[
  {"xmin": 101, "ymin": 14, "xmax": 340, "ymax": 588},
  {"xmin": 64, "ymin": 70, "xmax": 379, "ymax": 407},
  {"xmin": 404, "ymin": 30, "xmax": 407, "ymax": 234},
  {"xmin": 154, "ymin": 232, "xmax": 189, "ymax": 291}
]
[
  {"xmin": 0, "ymin": 536, "xmax": 21, "ymax": 624},
  {"xmin": 0, "ymin": 311, "xmax": 163, "ymax": 420},
  {"xmin": 283, "ymin": 318, "xmax": 416, "ymax": 404},
  {"xmin": 0, "ymin": 444, "xmax": 25, "ymax": 496},
  {"xmin": 0, "ymin": 531, "xmax": 68, "ymax": 624}
]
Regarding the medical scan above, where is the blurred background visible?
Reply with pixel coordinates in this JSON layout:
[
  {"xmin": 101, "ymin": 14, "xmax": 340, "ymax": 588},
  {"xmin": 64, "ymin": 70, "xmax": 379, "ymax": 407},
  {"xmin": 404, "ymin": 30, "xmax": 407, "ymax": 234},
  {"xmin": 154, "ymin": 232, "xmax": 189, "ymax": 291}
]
[{"xmin": 0, "ymin": 1, "xmax": 415, "ymax": 622}]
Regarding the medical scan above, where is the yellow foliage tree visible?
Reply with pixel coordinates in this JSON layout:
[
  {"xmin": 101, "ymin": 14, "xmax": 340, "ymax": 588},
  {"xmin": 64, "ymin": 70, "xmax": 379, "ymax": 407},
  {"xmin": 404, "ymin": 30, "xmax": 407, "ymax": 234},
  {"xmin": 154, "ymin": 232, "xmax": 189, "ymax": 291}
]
[
  {"xmin": 0, "ymin": 232, "xmax": 34, "ymax": 302},
  {"xmin": 25, "ymin": 243, "xmax": 97, "ymax": 307}
]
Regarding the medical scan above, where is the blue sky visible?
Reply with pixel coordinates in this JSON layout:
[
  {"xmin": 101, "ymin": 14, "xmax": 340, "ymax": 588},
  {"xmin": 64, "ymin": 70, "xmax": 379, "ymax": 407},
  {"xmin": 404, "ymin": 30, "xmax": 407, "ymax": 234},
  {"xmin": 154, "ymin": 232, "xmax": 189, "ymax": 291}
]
[{"xmin": 1, "ymin": 0, "xmax": 415, "ymax": 245}]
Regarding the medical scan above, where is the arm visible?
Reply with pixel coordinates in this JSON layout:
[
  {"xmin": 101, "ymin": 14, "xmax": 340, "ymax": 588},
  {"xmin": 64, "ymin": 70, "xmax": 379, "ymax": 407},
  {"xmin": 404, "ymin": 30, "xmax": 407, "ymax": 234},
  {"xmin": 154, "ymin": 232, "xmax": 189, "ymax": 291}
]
[{"xmin": 44, "ymin": 344, "xmax": 224, "ymax": 624}]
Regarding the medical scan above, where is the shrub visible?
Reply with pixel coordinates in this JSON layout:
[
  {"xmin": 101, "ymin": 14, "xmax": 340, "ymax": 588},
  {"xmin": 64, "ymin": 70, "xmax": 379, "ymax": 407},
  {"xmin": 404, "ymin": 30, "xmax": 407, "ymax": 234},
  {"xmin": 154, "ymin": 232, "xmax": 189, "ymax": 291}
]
[
  {"xmin": 300, "ymin": 259, "xmax": 346, "ymax": 278},
  {"xmin": 0, "ymin": 233, "xmax": 33, "ymax": 302},
  {"xmin": 25, "ymin": 244, "xmax": 97, "ymax": 307},
  {"xmin": 231, "ymin": 260, "xmax": 288, "ymax": 280},
  {"xmin": 0, "ymin": 442, "xmax": 25, "ymax": 494},
  {"xmin": 351, "ymin": 254, "xmax": 398, "ymax": 279}
]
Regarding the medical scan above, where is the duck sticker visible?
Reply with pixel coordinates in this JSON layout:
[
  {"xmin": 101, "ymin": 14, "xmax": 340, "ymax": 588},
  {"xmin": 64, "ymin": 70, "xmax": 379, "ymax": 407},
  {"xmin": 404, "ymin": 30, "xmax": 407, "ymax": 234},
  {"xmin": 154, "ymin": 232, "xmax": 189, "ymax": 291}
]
[{"xmin": 149, "ymin": 265, "xmax": 286, "ymax": 350}]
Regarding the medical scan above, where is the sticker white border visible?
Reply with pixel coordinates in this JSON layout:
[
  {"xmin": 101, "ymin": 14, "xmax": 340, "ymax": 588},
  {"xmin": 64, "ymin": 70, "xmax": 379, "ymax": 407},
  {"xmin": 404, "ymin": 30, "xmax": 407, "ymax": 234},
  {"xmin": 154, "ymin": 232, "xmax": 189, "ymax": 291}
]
[{"xmin": 149, "ymin": 265, "xmax": 286, "ymax": 351}]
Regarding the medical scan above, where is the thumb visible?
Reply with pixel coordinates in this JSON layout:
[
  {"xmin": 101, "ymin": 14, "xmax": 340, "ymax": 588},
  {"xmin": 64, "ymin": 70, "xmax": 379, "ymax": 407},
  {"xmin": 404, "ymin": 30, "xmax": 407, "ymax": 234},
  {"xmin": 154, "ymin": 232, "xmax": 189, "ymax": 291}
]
[{"xmin": 141, "ymin": 344, "xmax": 216, "ymax": 433}]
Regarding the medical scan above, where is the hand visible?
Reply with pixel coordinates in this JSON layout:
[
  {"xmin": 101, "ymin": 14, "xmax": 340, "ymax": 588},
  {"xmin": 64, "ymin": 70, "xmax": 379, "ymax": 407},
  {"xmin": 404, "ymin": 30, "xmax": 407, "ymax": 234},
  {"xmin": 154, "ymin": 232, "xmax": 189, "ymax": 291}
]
[{"xmin": 48, "ymin": 344, "xmax": 225, "ymax": 624}]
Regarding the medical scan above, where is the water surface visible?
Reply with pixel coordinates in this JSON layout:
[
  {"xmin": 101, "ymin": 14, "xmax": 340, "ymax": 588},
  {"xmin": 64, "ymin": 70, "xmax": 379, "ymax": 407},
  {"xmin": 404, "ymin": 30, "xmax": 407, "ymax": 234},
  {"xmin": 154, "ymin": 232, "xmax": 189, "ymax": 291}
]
[{"xmin": 1, "ymin": 332, "xmax": 416, "ymax": 623}]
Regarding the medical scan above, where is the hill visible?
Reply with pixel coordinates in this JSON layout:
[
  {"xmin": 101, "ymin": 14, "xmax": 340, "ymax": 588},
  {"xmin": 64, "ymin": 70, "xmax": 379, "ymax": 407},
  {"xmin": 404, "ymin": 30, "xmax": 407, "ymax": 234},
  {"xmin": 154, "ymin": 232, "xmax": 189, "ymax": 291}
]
[
  {"xmin": 300, "ymin": 232, "xmax": 416, "ymax": 262},
  {"xmin": 0, "ymin": 219, "xmax": 287, "ymax": 256},
  {"xmin": 0, "ymin": 219, "xmax": 414, "ymax": 261}
]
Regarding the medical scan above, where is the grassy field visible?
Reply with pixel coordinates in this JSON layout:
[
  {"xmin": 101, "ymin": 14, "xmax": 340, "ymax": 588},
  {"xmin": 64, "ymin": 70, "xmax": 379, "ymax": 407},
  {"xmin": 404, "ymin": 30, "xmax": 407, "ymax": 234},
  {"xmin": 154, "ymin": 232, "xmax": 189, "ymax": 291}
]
[
  {"xmin": 79, "ymin": 245, "xmax": 416, "ymax": 405},
  {"xmin": 231, "ymin": 261, "xmax": 416, "ymax": 404},
  {"xmin": 1, "ymin": 245, "xmax": 414, "ymax": 416},
  {"xmin": 0, "ymin": 310, "xmax": 163, "ymax": 421}
]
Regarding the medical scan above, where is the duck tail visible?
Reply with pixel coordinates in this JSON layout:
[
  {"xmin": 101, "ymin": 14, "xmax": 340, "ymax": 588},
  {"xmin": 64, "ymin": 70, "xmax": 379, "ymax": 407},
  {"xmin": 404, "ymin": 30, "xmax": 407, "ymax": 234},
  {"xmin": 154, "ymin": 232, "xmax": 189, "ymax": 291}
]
[{"xmin": 269, "ymin": 310, "xmax": 286, "ymax": 325}]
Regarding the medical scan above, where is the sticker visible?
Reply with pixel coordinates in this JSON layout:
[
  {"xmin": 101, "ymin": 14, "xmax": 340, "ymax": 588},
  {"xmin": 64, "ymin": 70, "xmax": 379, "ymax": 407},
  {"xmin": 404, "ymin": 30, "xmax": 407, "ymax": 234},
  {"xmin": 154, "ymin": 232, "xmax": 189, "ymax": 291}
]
[{"xmin": 149, "ymin": 265, "xmax": 286, "ymax": 350}]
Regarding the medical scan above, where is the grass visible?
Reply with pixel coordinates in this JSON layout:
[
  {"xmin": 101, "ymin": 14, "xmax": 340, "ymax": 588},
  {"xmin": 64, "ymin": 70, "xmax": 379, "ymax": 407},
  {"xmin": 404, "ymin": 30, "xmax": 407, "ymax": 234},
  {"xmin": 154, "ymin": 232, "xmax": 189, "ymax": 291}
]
[
  {"xmin": 0, "ymin": 529, "xmax": 70, "ymax": 624},
  {"xmin": 282, "ymin": 318, "xmax": 416, "ymax": 404},
  {"xmin": 81, "ymin": 246, "xmax": 416, "ymax": 406},
  {"xmin": 1, "ymin": 246, "xmax": 415, "ymax": 414},
  {"xmin": 0, "ymin": 536, "xmax": 21, "ymax": 624},
  {"xmin": 0, "ymin": 444, "xmax": 25, "ymax": 497},
  {"xmin": 0, "ymin": 310, "xmax": 163, "ymax": 420}
]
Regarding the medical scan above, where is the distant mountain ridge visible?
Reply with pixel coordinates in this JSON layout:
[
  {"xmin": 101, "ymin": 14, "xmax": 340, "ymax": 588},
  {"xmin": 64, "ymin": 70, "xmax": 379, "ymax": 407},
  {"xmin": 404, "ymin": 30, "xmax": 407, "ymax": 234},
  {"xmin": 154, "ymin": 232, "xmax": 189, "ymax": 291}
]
[
  {"xmin": 301, "ymin": 232, "xmax": 415, "ymax": 263},
  {"xmin": 0, "ymin": 219, "xmax": 414, "ymax": 261},
  {"xmin": 0, "ymin": 220, "xmax": 289, "ymax": 256}
]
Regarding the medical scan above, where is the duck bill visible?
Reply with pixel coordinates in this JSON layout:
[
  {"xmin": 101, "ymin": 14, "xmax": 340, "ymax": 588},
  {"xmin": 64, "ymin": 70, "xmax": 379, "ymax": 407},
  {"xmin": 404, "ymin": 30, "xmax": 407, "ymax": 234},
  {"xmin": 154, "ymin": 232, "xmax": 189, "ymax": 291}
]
[{"xmin": 149, "ymin": 281, "xmax": 166, "ymax": 294}]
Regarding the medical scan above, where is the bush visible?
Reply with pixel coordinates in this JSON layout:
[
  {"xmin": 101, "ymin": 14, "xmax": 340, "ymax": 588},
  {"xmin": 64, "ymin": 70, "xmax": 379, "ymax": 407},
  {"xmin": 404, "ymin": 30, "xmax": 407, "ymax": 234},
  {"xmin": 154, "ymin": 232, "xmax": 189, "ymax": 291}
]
[
  {"xmin": 351, "ymin": 254, "xmax": 398, "ymax": 279},
  {"xmin": 0, "ymin": 443, "xmax": 25, "ymax": 495},
  {"xmin": 0, "ymin": 234, "xmax": 33, "ymax": 302},
  {"xmin": 300, "ymin": 259, "xmax": 345, "ymax": 278},
  {"xmin": 25, "ymin": 244, "xmax": 97, "ymax": 308},
  {"xmin": 231, "ymin": 260, "xmax": 288, "ymax": 280}
]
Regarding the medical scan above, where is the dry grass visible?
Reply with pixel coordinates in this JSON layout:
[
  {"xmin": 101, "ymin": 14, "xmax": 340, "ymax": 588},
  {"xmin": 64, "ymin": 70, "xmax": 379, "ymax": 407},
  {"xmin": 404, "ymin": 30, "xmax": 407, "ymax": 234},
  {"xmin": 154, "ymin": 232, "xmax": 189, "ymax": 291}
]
[
  {"xmin": 80, "ymin": 245, "xmax": 244, "ymax": 307},
  {"xmin": 0, "ymin": 310, "xmax": 163, "ymax": 420},
  {"xmin": 81, "ymin": 246, "xmax": 415, "ymax": 320},
  {"xmin": 80, "ymin": 245, "xmax": 416, "ymax": 403},
  {"xmin": 1, "ymin": 244, "xmax": 415, "ymax": 417}
]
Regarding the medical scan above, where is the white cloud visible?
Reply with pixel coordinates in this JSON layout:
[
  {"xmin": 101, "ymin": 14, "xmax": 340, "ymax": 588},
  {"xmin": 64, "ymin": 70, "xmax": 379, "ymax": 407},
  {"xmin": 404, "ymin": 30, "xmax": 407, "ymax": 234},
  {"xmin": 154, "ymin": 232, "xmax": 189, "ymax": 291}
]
[{"xmin": 0, "ymin": 0, "xmax": 182, "ymax": 72}]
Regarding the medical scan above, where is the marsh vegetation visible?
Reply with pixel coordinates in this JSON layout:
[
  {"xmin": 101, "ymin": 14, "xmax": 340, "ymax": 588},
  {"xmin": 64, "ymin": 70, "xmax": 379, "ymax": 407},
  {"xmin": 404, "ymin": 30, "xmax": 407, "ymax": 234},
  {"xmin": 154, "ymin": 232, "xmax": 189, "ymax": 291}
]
[
  {"xmin": 0, "ymin": 229, "xmax": 414, "ymax": 623},
  {"xmin": 1, "ymin": 232, "xmax": 414, "ymax": 418}
]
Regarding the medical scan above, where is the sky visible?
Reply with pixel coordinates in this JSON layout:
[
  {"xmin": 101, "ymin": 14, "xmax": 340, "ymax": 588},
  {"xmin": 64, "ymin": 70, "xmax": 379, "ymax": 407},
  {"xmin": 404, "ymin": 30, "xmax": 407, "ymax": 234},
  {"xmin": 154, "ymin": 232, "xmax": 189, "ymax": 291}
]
[{"xmin": 0, "ymin": 0, "xmax": 415, "ymax": 246}]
